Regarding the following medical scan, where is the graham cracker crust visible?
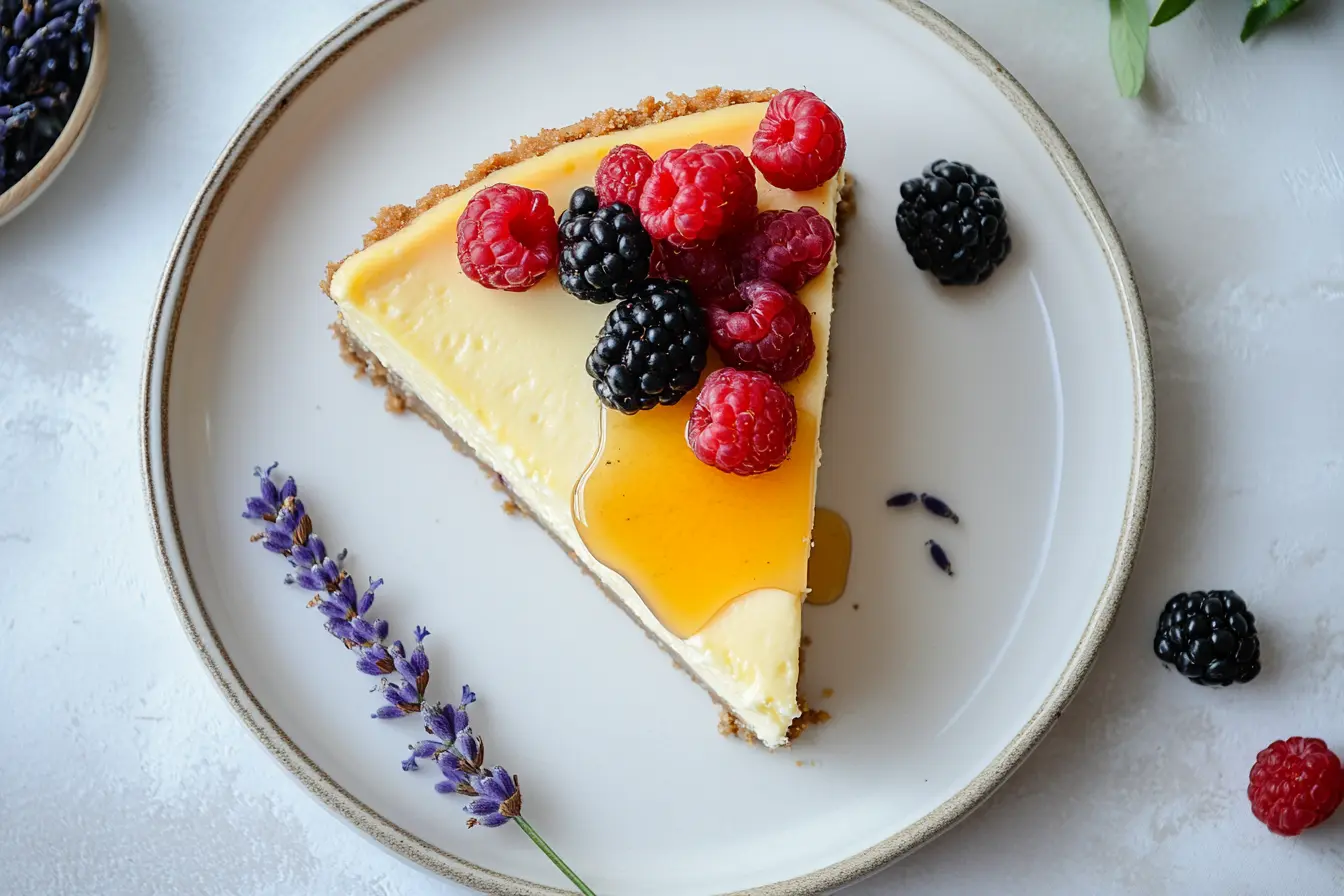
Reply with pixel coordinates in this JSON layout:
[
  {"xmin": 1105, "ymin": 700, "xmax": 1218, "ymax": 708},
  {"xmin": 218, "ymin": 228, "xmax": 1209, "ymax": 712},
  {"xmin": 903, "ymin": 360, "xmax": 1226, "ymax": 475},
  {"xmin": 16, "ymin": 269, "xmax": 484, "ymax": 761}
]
[{"xmin": 325, "ymin": 87, "xmax": 844, "ymax": 746}]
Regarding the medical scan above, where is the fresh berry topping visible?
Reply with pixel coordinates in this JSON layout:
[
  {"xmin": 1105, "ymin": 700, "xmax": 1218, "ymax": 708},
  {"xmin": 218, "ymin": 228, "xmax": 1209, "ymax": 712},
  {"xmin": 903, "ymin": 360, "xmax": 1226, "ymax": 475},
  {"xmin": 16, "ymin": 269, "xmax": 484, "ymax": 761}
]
[
  {"xmin": 896, "ymin": 160, "xmax": 1011, "ymax": 286},
  {"xmin": 456, "ymin": 183, "xmax": 559, "ymax": 291},
  {"xmin": 734, "ymin": 207, "xmax": 835, "ymax": 291},
  {"xmin": 585, "ymin": 279, "xmax": 708, "ymax": 414},
  {"xmin": 656, "ymin": 239, "xmax": 740, "ymax": 309},
  {"xmin": 708, "ymin": 279, "xmax": 815, "ymax": 382},
  {"xmin": 1248, "ymin": 738, "xmax": 1344, "ymax": 836},
  {"xmin": 1153, "ymin": 590, "xmax": 1261, "ymax": 686},
  {"xmin": 639, "ymin": 144, "xmax": 758, "ymax": 247},
  {"xmin": 688, "ymin": 369, "xmax": 797, "ymax": 476},
  {"xmin": 750, "ymin": 89, "xmax": 846, "ymax": 191},
  {"xmin": 594, "ymin": 144, "xmax": 654, "ymax": 208},
  {"xmin": 557, "ymin": 187, "xmax": 654, "ymax": 303}
]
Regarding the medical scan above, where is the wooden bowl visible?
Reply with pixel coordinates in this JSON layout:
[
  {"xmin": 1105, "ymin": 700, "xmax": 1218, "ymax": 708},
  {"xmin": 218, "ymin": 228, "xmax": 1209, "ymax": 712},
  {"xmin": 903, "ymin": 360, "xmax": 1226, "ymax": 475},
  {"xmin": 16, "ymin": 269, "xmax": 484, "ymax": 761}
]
[{"xmin": 0, "ymin": 4, "xmax": 109, "ymax": 227}]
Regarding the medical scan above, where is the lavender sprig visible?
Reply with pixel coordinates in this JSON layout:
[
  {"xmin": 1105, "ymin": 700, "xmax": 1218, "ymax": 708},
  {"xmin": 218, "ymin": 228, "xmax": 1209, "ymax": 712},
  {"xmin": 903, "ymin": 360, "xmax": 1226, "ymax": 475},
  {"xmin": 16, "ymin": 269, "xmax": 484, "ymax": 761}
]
[{"xmin": 243, "ymin": 464, "xmax": 594, "ymax": 894}]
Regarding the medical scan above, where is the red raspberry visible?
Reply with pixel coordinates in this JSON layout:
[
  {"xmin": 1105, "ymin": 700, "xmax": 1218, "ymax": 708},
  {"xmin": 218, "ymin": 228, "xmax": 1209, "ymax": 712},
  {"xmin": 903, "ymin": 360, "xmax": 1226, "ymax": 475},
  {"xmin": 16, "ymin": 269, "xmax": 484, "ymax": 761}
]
[
  {"xmin": 656, "ymin": 239, "xmax": 740, "ymax": 309},
  {"xmin": 639, "ymin": 144, "xmax": 758, "ymax": 247},
  {"xmin": 751, "ymin": 89, "xmax": 846, "ymax": 191},
  {"xmin": 688, "ymin": 368, "xmax": 797, "ymax": 475},
  {"xmin": 456, "ymin": 183, "xmax": 558, "ymax": 291},
  {"xmin": 1247, "ymin": 737, "xmax": 1344, "ymax": 836},
  {"xmin": 595, "ymin": 144, "xmax": 653, "ymax": 208},
  {"xmin": 735, "ymin": 207, "xmax": 835, "ymax": 291},
  {"xmin": 707, "ymin": 279, "xmax": 815, "ymax": 382}
]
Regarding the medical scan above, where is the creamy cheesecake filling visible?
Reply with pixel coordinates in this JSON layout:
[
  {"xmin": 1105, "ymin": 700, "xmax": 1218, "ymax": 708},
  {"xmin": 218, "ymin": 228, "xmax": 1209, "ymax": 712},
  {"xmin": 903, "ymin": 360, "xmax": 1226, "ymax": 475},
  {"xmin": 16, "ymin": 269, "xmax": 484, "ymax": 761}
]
[{"xmin": 329, "ymin": 102, "xmax": 841, "ymax": 747}]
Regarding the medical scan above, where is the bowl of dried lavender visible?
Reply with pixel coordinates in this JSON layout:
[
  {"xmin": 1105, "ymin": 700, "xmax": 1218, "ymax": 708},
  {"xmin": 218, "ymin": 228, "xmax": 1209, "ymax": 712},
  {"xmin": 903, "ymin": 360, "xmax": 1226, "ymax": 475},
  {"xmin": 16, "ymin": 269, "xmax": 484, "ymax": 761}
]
[{"xmin": 0, "ymin": 0, "xmax": 106, "ymax": 226}]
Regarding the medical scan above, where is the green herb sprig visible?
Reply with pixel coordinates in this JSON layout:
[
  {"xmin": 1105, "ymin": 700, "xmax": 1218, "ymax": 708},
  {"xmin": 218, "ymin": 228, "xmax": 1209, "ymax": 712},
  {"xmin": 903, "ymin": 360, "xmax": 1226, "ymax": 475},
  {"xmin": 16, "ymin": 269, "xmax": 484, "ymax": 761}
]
[{"xmin": 1109, "ymin": 0, "xmax": 1307, "ymax": 97}]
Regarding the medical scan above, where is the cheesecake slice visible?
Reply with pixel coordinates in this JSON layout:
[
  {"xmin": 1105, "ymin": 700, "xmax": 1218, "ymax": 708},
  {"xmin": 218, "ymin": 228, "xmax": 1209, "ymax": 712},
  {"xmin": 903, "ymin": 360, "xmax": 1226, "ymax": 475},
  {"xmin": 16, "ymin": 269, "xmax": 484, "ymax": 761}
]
[{"xmin": 325, "ymin": 88, "xmax": 843, "ymax": 747}]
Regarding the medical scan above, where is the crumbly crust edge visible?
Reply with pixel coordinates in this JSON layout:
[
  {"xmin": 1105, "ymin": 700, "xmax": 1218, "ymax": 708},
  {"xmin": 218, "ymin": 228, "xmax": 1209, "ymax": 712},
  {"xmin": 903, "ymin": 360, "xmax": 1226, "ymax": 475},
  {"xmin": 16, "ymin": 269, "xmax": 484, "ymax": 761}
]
[{"xmin": 321, "ymin": 87, "xmax": 779, "ymax": 295}]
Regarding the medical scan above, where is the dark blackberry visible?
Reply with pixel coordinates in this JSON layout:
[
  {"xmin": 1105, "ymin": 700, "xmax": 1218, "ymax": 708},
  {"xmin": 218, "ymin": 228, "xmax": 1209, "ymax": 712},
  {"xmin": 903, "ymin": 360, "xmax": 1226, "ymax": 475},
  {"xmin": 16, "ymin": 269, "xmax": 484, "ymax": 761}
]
[
  {"xmin": 585, "ymin": 279, "xmax": 708, "ymax": 414},
  {"xmin": 1153, "ymin": 590, "xmax": 1261, "ymax": 686},
  {"xmin": 557, "ymin": 187, "xmax": 653, "ymax": 303},
  {"xmin": 895, "ymin": 160, "xmax": 1011, "ymax": 286}
]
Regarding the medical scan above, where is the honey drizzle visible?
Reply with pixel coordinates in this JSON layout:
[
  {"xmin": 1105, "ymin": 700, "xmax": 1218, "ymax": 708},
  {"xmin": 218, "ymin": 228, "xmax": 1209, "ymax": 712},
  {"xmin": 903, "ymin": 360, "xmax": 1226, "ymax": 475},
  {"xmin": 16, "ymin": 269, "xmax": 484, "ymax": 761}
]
[
  {"xmin": 805, "ymin": 508, "xmax": 852, "ymax": 605},
  {"xmin": 573, "ymin": 398, "xmax": 819, "ymax": 639}
]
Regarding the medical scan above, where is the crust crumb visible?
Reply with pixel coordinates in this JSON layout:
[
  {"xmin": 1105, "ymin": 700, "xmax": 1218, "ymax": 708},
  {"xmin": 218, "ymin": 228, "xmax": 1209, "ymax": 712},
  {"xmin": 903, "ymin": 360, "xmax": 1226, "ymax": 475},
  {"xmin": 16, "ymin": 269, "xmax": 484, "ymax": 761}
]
[
  {"xmin": 501, "ymin": 498, "xmax": 522, "ymax": 516},
  {"xmin": 384, "ymin": 390, "xmax": 406, "ymax": 414},
  {"xmin": 821, "ymin": 687, "xmax": 834, "ymax": 699}
]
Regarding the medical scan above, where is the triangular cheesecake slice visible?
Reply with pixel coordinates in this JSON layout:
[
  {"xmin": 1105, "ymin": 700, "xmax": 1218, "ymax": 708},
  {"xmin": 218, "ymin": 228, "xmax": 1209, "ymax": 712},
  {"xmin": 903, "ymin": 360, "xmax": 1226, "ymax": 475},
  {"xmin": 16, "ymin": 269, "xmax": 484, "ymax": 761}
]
[{"xmin": 325, "ymin": 88, "xmax": 844, "ymax": 747}]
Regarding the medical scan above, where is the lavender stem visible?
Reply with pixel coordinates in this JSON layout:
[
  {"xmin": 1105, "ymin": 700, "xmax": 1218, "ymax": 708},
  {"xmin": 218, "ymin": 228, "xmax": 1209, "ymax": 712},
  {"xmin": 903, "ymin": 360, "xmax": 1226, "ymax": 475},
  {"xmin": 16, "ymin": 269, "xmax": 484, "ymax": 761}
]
[{"xmin": 514, "ymin": 817, "xmax": 597, "ymax": 896}]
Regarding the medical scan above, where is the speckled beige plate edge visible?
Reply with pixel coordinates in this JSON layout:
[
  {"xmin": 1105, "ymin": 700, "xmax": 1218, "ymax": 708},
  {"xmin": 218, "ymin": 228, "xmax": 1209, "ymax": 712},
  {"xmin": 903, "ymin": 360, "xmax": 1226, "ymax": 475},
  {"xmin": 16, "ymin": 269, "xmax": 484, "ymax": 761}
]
[{"xmin": 138, "ymin": 2, "xmax": 1155, "ymax": 893}]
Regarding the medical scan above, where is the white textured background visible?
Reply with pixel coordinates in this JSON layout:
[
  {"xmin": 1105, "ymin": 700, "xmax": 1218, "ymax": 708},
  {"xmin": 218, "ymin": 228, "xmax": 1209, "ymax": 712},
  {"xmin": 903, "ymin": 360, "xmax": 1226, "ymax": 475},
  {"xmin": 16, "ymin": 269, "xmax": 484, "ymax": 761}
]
[{"xmin": 2, "ymin": 1, "xmax": 1343, "ymax": 893}]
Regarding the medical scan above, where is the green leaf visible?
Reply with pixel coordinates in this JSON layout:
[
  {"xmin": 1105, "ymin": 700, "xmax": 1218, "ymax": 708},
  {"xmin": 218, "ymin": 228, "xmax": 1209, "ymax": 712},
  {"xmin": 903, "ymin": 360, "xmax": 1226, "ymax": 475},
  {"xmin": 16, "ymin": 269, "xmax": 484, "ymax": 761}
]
[
  {"xmin": 1109, "ymin": 0, "xmax": 1150, "ymax": 97},
  {"xmin": 1151, "ymin": 0, "xmax": 1199, "ymax": 26},
  {"xmin": 1242, "ymin": 0, "xmax": 1305, "ymax": 40}
]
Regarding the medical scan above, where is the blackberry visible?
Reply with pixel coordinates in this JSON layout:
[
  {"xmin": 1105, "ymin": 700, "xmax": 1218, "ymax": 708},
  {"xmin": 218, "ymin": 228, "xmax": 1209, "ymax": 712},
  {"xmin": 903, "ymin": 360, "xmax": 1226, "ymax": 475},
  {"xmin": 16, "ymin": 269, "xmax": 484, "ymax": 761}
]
[
  {"xmin": 1153, "ymin": 590, "xmax": 1261, "ymax": 686},
  {"xmin": 895, "ymin": 160, "xmax": 1011, "ymax": 286},
  {"xmin": 557, "ymin": 187, "xmax": 653, "ymax": 303},
  {"xmin": 585, "ymin": 279, "xmax": 708, "ymax": 414}
]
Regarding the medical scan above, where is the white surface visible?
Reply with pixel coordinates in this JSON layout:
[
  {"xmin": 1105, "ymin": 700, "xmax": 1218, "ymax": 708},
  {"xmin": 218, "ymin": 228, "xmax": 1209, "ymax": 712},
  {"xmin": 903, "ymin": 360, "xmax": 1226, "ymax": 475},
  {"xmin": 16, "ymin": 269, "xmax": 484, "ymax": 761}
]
[
  {"xmin": 149, "ymin": 1, "xmax": 1141, "ymax": 890},
  {"xmin": 1, "ymin": 0, "xmax": 1341, "ymax": 894}
]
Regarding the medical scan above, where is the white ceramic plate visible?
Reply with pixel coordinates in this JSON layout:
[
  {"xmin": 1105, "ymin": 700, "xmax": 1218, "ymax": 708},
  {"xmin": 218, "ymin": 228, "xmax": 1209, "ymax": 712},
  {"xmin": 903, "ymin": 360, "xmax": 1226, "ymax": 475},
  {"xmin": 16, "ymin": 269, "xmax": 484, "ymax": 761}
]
[{"xmin": 141, "ymin": 1, "xmax": 1152, "ymax": 893}]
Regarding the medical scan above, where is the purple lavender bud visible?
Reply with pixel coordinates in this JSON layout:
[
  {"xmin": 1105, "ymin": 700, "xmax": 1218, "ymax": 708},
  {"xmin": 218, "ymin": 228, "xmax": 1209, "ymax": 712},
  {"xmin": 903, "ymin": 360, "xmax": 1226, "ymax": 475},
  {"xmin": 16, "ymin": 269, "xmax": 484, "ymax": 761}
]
[
  {"xmin": 358, "ymin": 579, "xmax": 382, "ymax": 616},
  {"xmin": 279, "ymin": 476, "xmax": 297, "ymax": 501},
  {"xmin": 424, "ymin": 703, "xmax": 459, "ymax": 743},
  {"xmin": 372, "ymin": 705, "xmax": 406, "ymax": 720},
  {"xmin": 263, "ymin": 528, "xmax": 293, "ymax": 555},
  {"xmin": 293, "ymin": 566, "xmax": 327, "ymax": 591},
  {"xmin": 242, "ymin": 496, "xmax": 274, "ymax": 520},
  {"xmin": 289, "ymin": 541, "xmax": 317, "ymax": 567},
  {"xmin": 411, "ymin": 740, "xmax": 440, "ymax": 760},
  {"xmin": 315, "ymin": 599, "xmax": 351, "ymax": 622},
  {"xmin": 327, "ymin": 619, "xmax": 357, "ymax": 643},
  {"xmin": 455, "ymin": 732, "xmax": 483, "ymax": 770},
  {"xmin": 356, "ymin": 645, "xmax": 395, "ymax": 676},
  {"xmin": 436, "ymin": 754, "xmax": 479, "ymax": 795},
  {"xmin": 460, "ymin": 685, "xmax": 476, "ymax": 706},
  {"xmin": 463, "ymin": 767, "xmax": 521, "ymax": 828},
  {"xmin": 348, "ymin": 617, "xmax": 380, "ymax": 646},
  {"xmin": 413, "ymin": 625, "xmax": 430, "ymax": 643}
]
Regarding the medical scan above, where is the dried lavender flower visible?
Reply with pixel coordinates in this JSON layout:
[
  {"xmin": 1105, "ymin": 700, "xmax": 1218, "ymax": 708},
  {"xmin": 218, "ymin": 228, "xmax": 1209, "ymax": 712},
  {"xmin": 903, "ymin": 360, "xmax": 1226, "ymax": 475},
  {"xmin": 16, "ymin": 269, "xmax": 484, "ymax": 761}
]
[
  {"xmin": 242, "ymin": 464, "xmax": 593, "ymax": 895},
  {"xmin": 919, "ymin": 492, "xmax": 960, "ymax": 524},
  {"xmin": 886, "ymin": 491, "xmax": 918, "ymax": 508},
  {"xmin": 926, "ymin": 539, "xmax": 954, "ymax": 576},
  {"xmin": 1, "ymin": 0, "xmax": 101, "ymax": 192}
]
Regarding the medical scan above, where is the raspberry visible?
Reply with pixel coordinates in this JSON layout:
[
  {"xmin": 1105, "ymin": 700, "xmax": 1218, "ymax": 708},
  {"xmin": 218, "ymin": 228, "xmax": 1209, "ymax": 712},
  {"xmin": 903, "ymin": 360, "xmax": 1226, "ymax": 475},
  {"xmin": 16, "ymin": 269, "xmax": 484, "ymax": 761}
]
[
  {"xmin": 751, "ymin": 89, "xmax": 846, "ymax": 191},
  {"xmin": 734, "ymin": 207, "xmax": 835, "ymax": 291},
  {"xmin": 1247, "ymin": 737, "xmax": 1344, "ymax": 836},
  {"xmin": 456, "ymin": 183, "xmax": 558, "ymax": 291},
  {"xmin": 639, "ymin": 144, "xmax": 758, "ymax": 247},
  {"xmin": 707, "ymin": 279, "xmax": 815, "ymax": 382},
  {"xmin": 595, "ymin": 144, "xmax": 654, "ymax": 208},
  {"xmin": 656, "ymin": 239, "xmax": 740, "ymax": 309},
  {"xmin": 688, "ymin": 368, "xmax": 797, "ymax": 476}
]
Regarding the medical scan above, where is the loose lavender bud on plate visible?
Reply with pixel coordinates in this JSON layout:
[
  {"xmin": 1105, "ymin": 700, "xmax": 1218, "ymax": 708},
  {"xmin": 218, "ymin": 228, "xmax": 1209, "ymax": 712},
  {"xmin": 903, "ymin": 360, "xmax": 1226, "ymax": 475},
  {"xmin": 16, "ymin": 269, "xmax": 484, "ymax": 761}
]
[{"xmin": 919, "ymin": 492, "xmax": 960, "ymax": 524}]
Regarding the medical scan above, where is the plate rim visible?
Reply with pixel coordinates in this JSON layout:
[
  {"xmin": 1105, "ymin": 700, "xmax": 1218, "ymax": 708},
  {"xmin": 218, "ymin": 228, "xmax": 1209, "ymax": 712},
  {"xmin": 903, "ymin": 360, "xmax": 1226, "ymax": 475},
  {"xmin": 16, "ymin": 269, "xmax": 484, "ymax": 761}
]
[{"xmin": 138, "ymin": 1, "xmax": 1155, "ymax": 893}]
